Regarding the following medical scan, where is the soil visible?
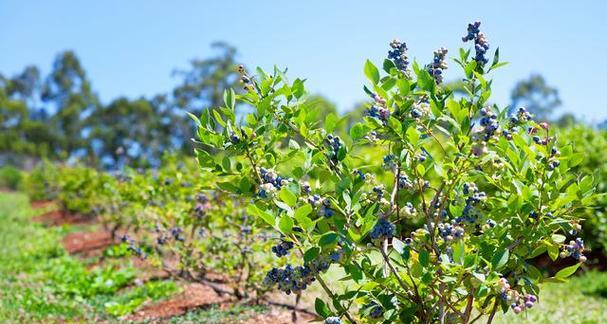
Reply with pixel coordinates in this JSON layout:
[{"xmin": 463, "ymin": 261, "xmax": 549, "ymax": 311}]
[
  {"xmin": 123, "ymin": 283, "xmax": 232, "ymax": 321},
  {"xmin": 62, "ymin": 231, "xmax": 114, "ymax": 254},
  {"xmin": 131, "ymin": 257, "xmax": 171, "ymax": 282},
  {"xmin": 238, "ymin": 309, "xmax": 316, "ymax": 324},
  {"xmin": 33, "ymin": 209, "xmax": 95, "ymax": 226},
  {"xmin": 30, "ymin": 200, "xmax": 55, "ymax": 209}
]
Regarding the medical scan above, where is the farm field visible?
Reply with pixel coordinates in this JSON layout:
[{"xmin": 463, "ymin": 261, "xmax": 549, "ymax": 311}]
[
  {"xmin": 2, "ymin": 4, "xmax": 607, "ymax": 322},
  {"xmin": 0, "ymin": 192, "xmax": 314, "ymax": 323},
  {"xmin": 2, "ymin": 191, "xmax": 607, "ymax": 322}
]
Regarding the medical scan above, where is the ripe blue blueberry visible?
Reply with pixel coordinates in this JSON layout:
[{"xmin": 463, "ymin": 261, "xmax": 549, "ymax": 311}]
[
  {"xmin": 388, "ymin": 39, "xmax": 409, "ymax": 73},
  {"xmin": 370, "ymin": 218, "xmax": 395, "ymax": 240},
  {"xmin": 462, "ymin": 21, "xmax": 490, "ymax": 66}
]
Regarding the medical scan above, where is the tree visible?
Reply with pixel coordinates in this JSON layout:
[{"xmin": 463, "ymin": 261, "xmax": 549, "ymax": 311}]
[
  {"xmin": 42, "ymin": 51, "xmax": 99, "ymax": 158},
  {"xmin": 172, "ymin": 42, "xmax": 240, "ymax": 116},
  {"xmin": 510, "ymin": 74, "xmax": 561, "ymax": 121},
  {"xmin": 85, "ymin": 96, "xmax": 176, "ymax": 168}
]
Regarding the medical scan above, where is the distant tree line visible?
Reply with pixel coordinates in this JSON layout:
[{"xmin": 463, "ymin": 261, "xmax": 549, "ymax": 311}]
[
  {"xmin": 0, "ymin": 42, "xmax": 589, "ymax": 169},
  {"xmin": 0, "ymin": 43, "xmax": 236, "ymax": 168}
]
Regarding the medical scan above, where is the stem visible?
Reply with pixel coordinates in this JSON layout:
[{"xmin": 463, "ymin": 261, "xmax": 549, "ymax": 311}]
[
  {"xmin": 244, "ymin": 144, "xmax": 262, "ymax": 183},
  {"xmin": 463, "ymin": 288, "xmax": 476, "ymax": 323},
  {"xmin": 379, "ymin": 247, "xmax": 413, "ymax": 298},
  {"xmin": 316, "ymin": 275, "xmax": 358, "ymax": 324},
  {"xmin": 290, "ymin": 235, "xmax": 357, "ymax": 323},
  {"xmin": 486, "ymin": 298, "xmax": 499, "ymax": 324}
]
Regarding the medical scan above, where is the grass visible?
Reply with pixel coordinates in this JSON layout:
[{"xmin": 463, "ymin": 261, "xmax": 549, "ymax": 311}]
[
  {"xmin": 0, "ymin": 192, "xmax": 179, "ymax": 322},
  {"xmin": 495, "ymin": 270, "xmax": 607, "ymax": 323},
  {"xmin": 1, "ymin": 191, "xmax": 607, "ymax": 323}
]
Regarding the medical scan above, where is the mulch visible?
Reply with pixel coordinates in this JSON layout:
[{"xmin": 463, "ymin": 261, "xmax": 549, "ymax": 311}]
[
  {"xmin": 30, "ymin": 200, "xmax": 55, "ymax": 209},
  {"xmin": 123, "ymin": 283, "xmax": 232, "ymax": 321},
  {"xmin": 33, "ymin": 209, "xmax": 96, "ymax": 226},
  {"xmin": 62, "ymin": 230, "xmax": 115, "ymax": 255},
  {"xmin": 238, "ymin": 309, "xmax": 316, "ymax": 324}
]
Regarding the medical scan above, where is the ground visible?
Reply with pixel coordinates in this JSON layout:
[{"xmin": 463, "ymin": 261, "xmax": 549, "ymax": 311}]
[{"xmin": 1, "ymin": 191, "xmax": 606, "ymax": 323}]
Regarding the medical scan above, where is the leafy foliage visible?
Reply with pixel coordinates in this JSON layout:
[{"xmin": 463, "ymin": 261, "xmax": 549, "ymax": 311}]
[{"xmin": 189, "ymin": 21, "xmax": 596, "ymax": 323}]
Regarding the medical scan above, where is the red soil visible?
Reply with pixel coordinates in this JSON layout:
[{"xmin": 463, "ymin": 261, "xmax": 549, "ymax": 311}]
[
  {"xmin": 30, "ymin": 200, "xmax": 55, "ymax": 209},
  {"xmin": 123, "ymin": 283, "xmax": 232, "ymax": 321},
  {"xmin": 62, "ymin": 231, "xmax": 114, "ymax": 254},
  {"xmin": 33, "ymin": 210, "xmax": 95, "ymax": 226},
  {"xmin": 238, "ymin": 309, "xmax": 316, "ymax": 324}
]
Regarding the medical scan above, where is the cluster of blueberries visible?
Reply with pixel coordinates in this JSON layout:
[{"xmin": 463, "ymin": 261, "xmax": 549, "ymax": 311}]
[
  {"xmin": 307, "ymin": 194, "xmax": 335, "ymax": 218},
  {"xmin": 561, "ymin": 237, "xmax": 587, "ymax": 262},
  {"xmin": 462, "ymin": 21, "xmax": 490, "ymax": 66},
  {"xmin": 114, "ymin": 172, "xmax": 132, "ymax": 183},
  {"xmin": 324, "ymin": 316, "xmax": 342, "ymax": 324},
  {"xmin": 427, "ymin": 47, "xmax": 449, "ymax": 84},
  {"xmin": 437, "ymin": 222, "xmax": 465, "ymax": 242},
  {"xmin": 364, "ymin": 130, "xmax": 379, "ymax": 142},
  {"xmin": 373, "ymin": 185, "xmax": 385, "ymax": 200},
  {"xmin": 271, "ymin": 239, "xmax": 294, "ymax": 257},
  {"xmin": 122, "ymin": 235, "xmax": 146, "ymax": 258},
  {"xmin": 383, "ymin": 154, "xmax": 396, "ymax": 169},
  {"xmin": 545, "ymin": 147, "xmax": 561, "ymax": 171},
  {"xmin": 479, "ymin": 107, "xmax": 500, "ymax": 141},
  {"xmin": 455, "ymin": 182, "xmax": 487, "ymax": 224},
  {"xmin": 398, "ymin": 174, "xmax": 413, "ymax": 190},
  {"xmin": 510, "ymin": 107, "xmax": 533, "ymax": 124},
  {"xmin": 326, "ymin": 134, "xmax": 344, "ymax": 163},
  {"xmin": 388, "ymin": 39, "xmax": 410, "ymax": 73},
  {"xmin": 228, "ymin": 131, "xmax": 241, "ymax": 144},
  {"xmin": 365, "ymin": 105, "xmax": 391, "ymax": 125},
  {"xmin": 364, "ymin": 302, "xmax": 385, "ymax": 319},
  {"xmin": 497, "ymin": 278, "xmax": 538, "ymax": 314},
  {"xmin": 258, "ymin": 168, "xmax": 291, "ymax": 198},
  {"xmin": 403, "ymin": 201, "xmax": 416, "ymax": 216},
  {"xmin": 369, "ymin": 218, "xmax": 395, "ymax": 240},
  {"xmin": 354, "ymin": 169, "xmax": 368, "ymax": 181},
  {"xmin": 301, "ymin": 181, "xmax": 312, "ymax": 194},
  {"xmin": 193, "ymin": 198, "xmax": 210, "ymax": 218},
  {"xmin": 155, "ymin": 226, "xmax": 186, "ymax": 245},
  {"xmin": 263, "ymin": 252, "xmax": 340, "ymax": 295}
]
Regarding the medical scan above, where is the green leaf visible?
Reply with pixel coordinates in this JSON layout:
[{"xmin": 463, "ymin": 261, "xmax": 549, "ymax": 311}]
[
  {"xmin": 491, "ymin": 248, "xmax": 509, "ymax": 270},
  {"xmin": 295, "ymin": 204, "xmax": 312, "ymax": 220},
  {"xmin": 547, "ymin": 243, "xmax": 559, "ymax": 261},
  {"xmin": 364, "ymin": 60, "xmax": 380, "ymax": 85},
  {"xmin": 246, "ymin": 205, "xmax": 275, "ymax": 227},
  {"xmin": 555, "ymin": 263, "xmax": 580, "ymax": 279},
  {"xmin": 383, "ymin": 58, "xmax": 396, "ymax": 73},
  {"xmin": 279, "ymin": 187, "xmax": 297, "ymax": 207},
  {"xmin": 551, "ymin": 234, "xmax": 566, "ymax": 244},
  {"xmin": 278, "ymin": 215, "xmax": 294, "ymax": 234},
  {"xmin": 350, "ymin": 123, "xmax": 368, "ymax": 141},
  {"xmin": 325, "ymin": 113, "xmax": 338, "ymax": 133},
  {"xmin": 223, "ymin": 88, "xmax": 236, "ymax": 110},
  {"xmin": 452, "ymin": 240, "xmax": 465, "ymax": 264},
  {"xmin": 319, "ymin": 232, "xmax": 338, "ymax": 248},
  {"xmin": 419, "ymin": 250, "xmax": 430, "ymax": 267},
  {"xmin": 315, "ymin": 298, "xmax": 331, "ymax": 318},
  {"xmin": 304, "ymin": 247, "xmax": 320, "ymax": 263}
]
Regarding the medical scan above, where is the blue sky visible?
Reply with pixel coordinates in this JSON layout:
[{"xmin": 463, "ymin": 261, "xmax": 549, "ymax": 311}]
[{"xmin": 1, "ymin": 1, "xmax": 606, "ymax": 121}]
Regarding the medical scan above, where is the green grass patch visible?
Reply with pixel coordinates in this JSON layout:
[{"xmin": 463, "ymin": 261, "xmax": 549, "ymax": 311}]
[
  {"xmin": 494, "ymin": 270, "xmax": 607, "ymax": 323},
  {"xmin": 0, "ymin": 192, "xmax": 178, "ymax": 322}
]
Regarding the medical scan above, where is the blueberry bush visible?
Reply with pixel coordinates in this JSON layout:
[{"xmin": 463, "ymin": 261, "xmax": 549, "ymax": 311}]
[
  {"xmin": 556, "ymin": 125, "xmax": 607, "ymax": 254},
  {"xmin": 23, "ymin": 154, "xmax": 297, "ymax": 301},
  {"xmin": 189, "ymin": 21, "xmax": 597, "ymax": 323}
]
